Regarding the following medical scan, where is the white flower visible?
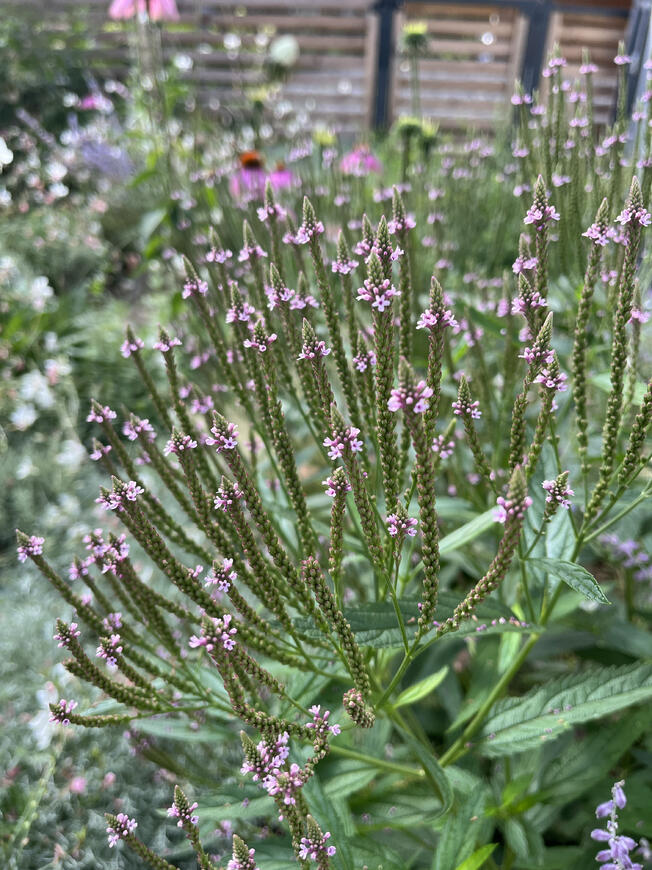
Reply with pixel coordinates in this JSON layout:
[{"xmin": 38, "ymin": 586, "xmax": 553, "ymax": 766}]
[
  {"xmin": 0, "ymin": 137, "xmax": 14, "ymax": 170},
  {"xmin": 10, "ymin": 404, "xmax": 38, "ymax": 430}
]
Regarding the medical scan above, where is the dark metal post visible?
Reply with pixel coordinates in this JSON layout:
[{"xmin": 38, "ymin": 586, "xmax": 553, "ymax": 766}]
[
  {"xmin": 519, "ymin": 0, "xmax": 551, "ymax": 95},
  {"xmin": 372, "ymin": 0, "xmax": 402, "ymax": 129}
]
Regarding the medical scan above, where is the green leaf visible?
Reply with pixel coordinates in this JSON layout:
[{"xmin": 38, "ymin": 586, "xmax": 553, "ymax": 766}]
[
  {"xmin": 403, "ymin": 733, "xmax": 453, "ymax": 822},
  {"xmin": 394, "ymin": 666, "xmax": 449, "ymax": 708},
  {"xmin": 477, "ymin": 663, "xmax": 652, "ymax": 756},
  {"xmin": 592, "ymin": 372, "xmax": 647, "ymax": 405},
  {"xmin": 439, "ymin": 508, "xmax": 498, "ymax": 555},
  {"xmin": 528, "ymin": 558, "xmax": 610, "ymax": 604},
  {"xmin": 454, "ymin": 844, "xmax": 497, "ymax": 870},
  {"xmin": 432, "ymin": 785, "xmax": 491, "ymax": 870}
]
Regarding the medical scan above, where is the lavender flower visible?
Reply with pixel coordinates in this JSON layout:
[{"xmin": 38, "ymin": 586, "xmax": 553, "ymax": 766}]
[
  {"xmin": 387, "ymin": 379, "xmax": 433, "ymax": 414},
  {"xmin": 386, "ymin": 513, "xmax": 418, "ymax": 537},
  {"xmin": 106, "ymin": 813, "xmax": 137, "ymax": 847},
  {"xmin": 323, "ymin": 426, "xmax": 363, "ymax": 460},
  {"xmin": 49, "ymin": 698, "xmax": 78, "ymax": 725},
  {"xmin": 205, "ymin": 558, "xmax": 237, "ymax": 593},
  {"xmin": 17, "ymin": 534, "xmax": 44, "ymax": 562},
  {"xmin": 591, "ymin": 781, "xmax": 642, "ymax": 870},
  {"xmin": 120, "ymin": 335, "xmax": 144, "ymax": 357},
  {"xmin": 542, "ymin": 473, "xmax": 574, "ymax": 509}
]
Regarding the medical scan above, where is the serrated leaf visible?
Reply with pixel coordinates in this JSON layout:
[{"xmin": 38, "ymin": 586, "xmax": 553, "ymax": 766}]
[
  {"xmin": 394, "ymin": 666, "xmax": 449, "ymax": 708},
  {"xmin": 477, "ymin": 663, "xmax": 652, "ymax": 756},
  {"xmin": 528, "ymin": 558, "xmax": 610, "ymax": 604},
  {"xmin": 454, "ymin": 844, "xmax": 497, "ymax": 870},
  {"xmin": 432, "ymin": 785, "xmax": 491, "ymax": 870}
]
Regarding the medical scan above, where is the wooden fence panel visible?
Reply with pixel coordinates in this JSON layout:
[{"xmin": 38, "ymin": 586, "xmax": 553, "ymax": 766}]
[
  {"xmin": 7, "ymin": 0, "xmax": 634, "ymax": 132},
  {"xmin": 392, "ymin": 4, "xmax": 528, "ymax": 129}
]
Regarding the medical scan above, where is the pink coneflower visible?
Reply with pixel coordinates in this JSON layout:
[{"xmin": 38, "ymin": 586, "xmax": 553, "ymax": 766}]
[
  {"xmin": 229, "ymin": 152, "xmax": 267, "ymax": 202},
  {"xmin": 268, "ymin": 162, "xmax": 294, "ymax": 192},
  {"xmin": 340, "ymin": 145, "xmax": 382, "ymax": 177},
  {"xmin": 108, "ymin": 0, "xmax": 179, "ymax": 20}
]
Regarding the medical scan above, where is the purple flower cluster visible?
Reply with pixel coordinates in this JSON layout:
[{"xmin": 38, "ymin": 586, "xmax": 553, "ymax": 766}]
[
  {"xmin": 167, "ymin": 799, "xmax": 199, "ymax": 827},
  {"xmin": 615, "ymin": 206, "xmax": 652, "ymax": 228},
  {"xmin": 163, "ymin": 434, "xmax": 197, "ymax": 456},
  {"xmin": 352, "ymin": 349, "xmax": 376, "ymax": 372},
  {"xmin": 189, "ymin": 613, "xmax": 237, "ymax": 652},
  {"xmin": 542, "ymin": 476, "xmax": 574, "ymax": 509},
  {"xmin": 153, "ymin": 335, "xmax": 182, "ymax": 353},
  {"xmin": 494, "ymin": 492, "xmax": 533, "ymax": 524},
  {"xmin": 182, "ymin": 277, "xmax": 208, "ymax": 299},
  {"xmin": 227, "ymin": 845, "xmax": 259, "ymax": 870},
  {"xmin": 524, "ymin": 203, "xmax": 560, "ymax": 231},
  {"xmin": 96, "ymin": 634, "xmax": 123, "ymax": 667},
  {"xmin": 295, "ymin": 218, "xmax": 325, "ymax": 245},
  {"xmin": 388, "ymin": 380, "xmax": 433, "ymax": 414},
  {"xmin": 243, "ymin": 330, "xmax": 277, "ymax": 353},
  {"xmin": 107, "ymin": 813, "xmax": 138, "ymax": 848},
  {"xmin": 53, "ymin": 622, "xmax": 81, "ymax": 648},
  {"xmin": 519, "ymin": 345, "xmax": 555, "ymax": 367},
  {"xmin": 241, "ymin": 732, "xmax": 305, "ymax": 807},
  {"xmin": 452, "ymin": 396, "xmax": 481, "ymax": 419},
  {"xmin": 592, "ymin": 781, "xmax": 642, "ymax": 870},
  {"xmin": 387, "ymin": 214, "xmax": 416, "ymax": 234},
  {"xmin": 257, "ymin": 202, "xmax": 287, "ymax": 222},
  {"xmin": 226, "ymin": 299, "xmax": 256, "ymax": 324},
  {"xmin": 356, "ymin": 275, "xmax": 400, "ymax": 313},
  {"xmin": 416, "ymin": 306, "xmax": 457, "ymax": 331},
  {"xmin": 431, "ymin": 434, "xmax": 455, "ymax": 458},
  {"xmin": 206, "ymin": 245, "xmax": 232, "ymax": 264},
  {"xmin": 97, "ymin": 481, "xmax": 144, "ymax": 511},
  {"xmin": 266, "ymin": 281, "xmax": 317, "ymax": 311},
  {"xmin": 322, "ymin": 474, "xmax": 352, "ymax": 497},
  {"xmin": 122, "ymin": 417, "xmax": 155, "ymax": 442},
  {"xmin": 583, "ymin": 222, "xmax": 610, "ymax": 246},
  {"xmin": 386, "ymin": 514, "xmax": 418, "ymax": 538},
  {"xmin": 600, "ymin": 534, "xmax": 652, "ymax": 583},
  {"xmin": 120, "ymin": 334, "xmax": 144, "ymax": 357},
  {"xmin": 87, "ymin": 404, "xmax": 116, "ymax": 423},
  {"xmin": 534, "ymin": 366, "xmax": 568, "ymax": 392},
  {"xmin": 323, "ymin": 426, "xmax": 363, "ymax": 460},
  {"xmin": 17, "ymin": 535, "xmax": 44, "ymax": 562},
  {"xmin": 214, "ymin": 482, "xmax": 244, "ymax": 512},
  {"xmin": 208, "ymin": 421, "xmax": 239, "ymax": 453},
  {"xmin": 299, "ymin": 831, "xmax": 336, "ymax": 861},
  {"xmin": 298, "ymin": 338, "xmax": 330, "ymax": 360},
  {"xmin": 49, "ymin": 698, "xmax": 77, "ymax": 726},
  {"xmin": 512, "ymin": 289, "xmax": 546, "ymax": 315},
  {"xmin": 305, "ymin": 704, "xmax": 341, "ymax": 738},
  {"xmin": 238, "ymin": 242, "xmax": 267, "ymax": 262},
  {"xmin": 205, "ymin": 558, "xmax": 237, "ymax": 593},
  {"xmin": 332, "ymin": 255, "xmax": 358, "ymax": 275}
]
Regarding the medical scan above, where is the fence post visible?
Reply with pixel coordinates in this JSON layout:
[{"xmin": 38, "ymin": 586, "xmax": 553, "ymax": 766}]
[
  {"xmin": 371, "ymin": 0, "xmax": 402, "ymax": 129},
  {"xmin": 519, "ymin": 0, "xmax": 551, "ymax": 95}
]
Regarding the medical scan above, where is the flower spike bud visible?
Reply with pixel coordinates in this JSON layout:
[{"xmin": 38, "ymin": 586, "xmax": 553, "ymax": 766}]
[
  {"xmin": 230, "ymin": 834, "xmax": 259, "ymax": 870},
  {"xmin": 105, "ymin": 813, "xmax": 178, "ymax": 869},
  {"xmin": 389, "ymin": 186, "xmax": 415, "ymax": 235},
  {"xmin": 298, "ymin": 196, "xmax": 325, "ymax": 243},
  {"xmin": 342, "ymin": 687, "xmax": 376, "ymax": 728},
  {"xmin": 299, "ymin": 814, "xmax": 336, "ymax": 864},
  {"xmin": 269, "ymin": 262, "xmax": 283, "ymax": 293},
  {"xmin": 333, "ymin": 230, "xmax": 357, "ymax": 275},
  {"xmin": 242, "ymin": 219, "xmax": 256, "ymax": 249},
  {"xmin": 168, "ymin": 785, "xmax": 200, "ymax": 830},
  {"xmin": 355, "ymin": 213, "xmax": 376, "ymax": 259},
  {"xmin": 373, "ymin": 215, "xmax": 394, "ymax": 278}
]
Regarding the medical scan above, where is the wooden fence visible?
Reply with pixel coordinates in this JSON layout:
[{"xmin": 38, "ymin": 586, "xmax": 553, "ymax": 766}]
[{"xmin": 12, "ymin": 0, "xmax": 637, "ymax": 132}]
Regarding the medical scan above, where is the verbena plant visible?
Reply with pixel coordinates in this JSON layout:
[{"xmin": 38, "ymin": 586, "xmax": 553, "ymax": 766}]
[{"xmin": 15, "ymin": 51, "xmax": 652, "ymax": 870}]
